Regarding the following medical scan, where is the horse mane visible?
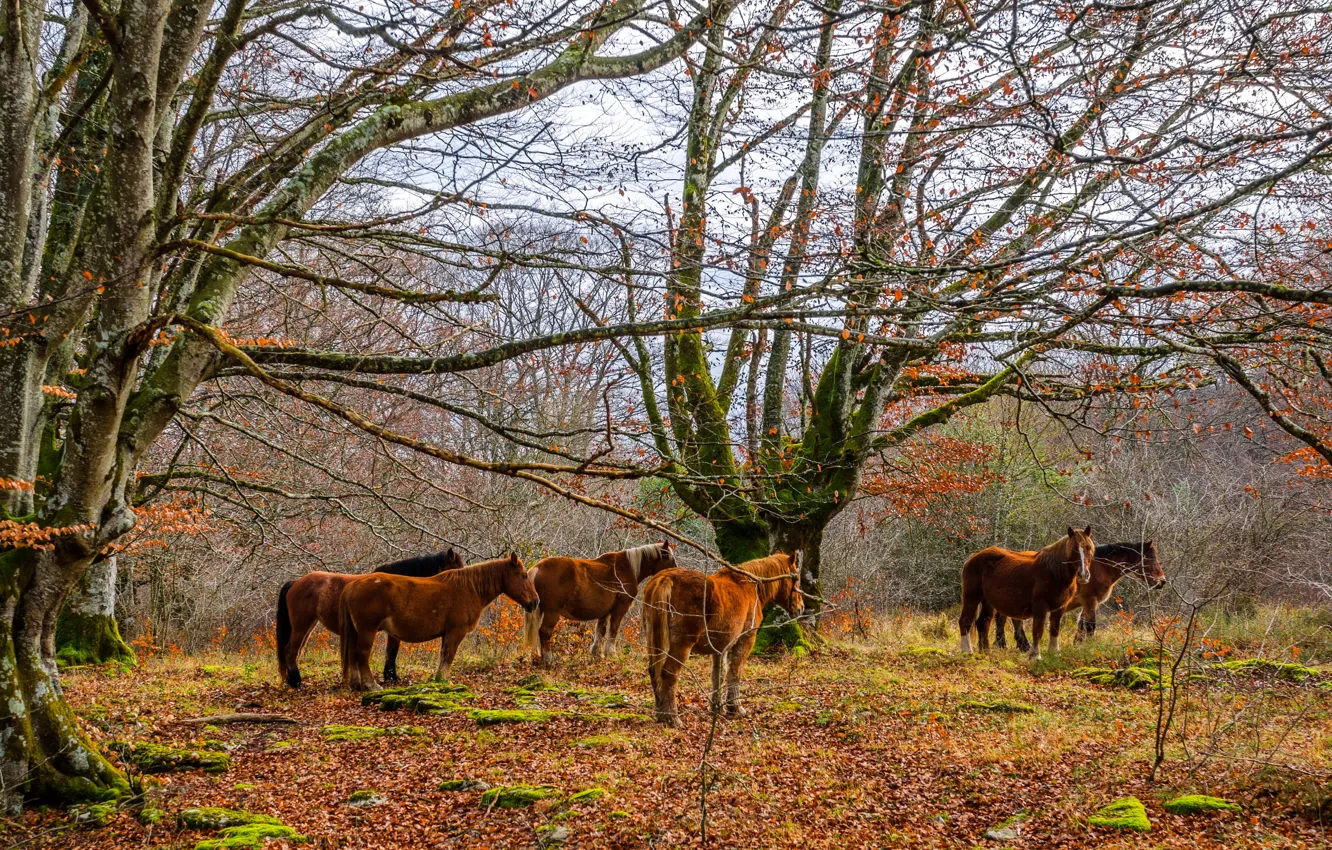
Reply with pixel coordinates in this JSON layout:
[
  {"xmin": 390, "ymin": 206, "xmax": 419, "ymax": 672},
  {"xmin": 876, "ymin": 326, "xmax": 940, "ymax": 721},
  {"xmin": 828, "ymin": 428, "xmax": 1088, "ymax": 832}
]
[
  {"xmin": 441, "ymin": 555, "xmax": 514, "ymax": 596},
  {"xmin": 622, "ymin": 543, "xmax": 661, "ymax": 580},
  {"xmin": 1033, "ymin": 534, "xmax": 1075, "ymax": 575},
  {"xmin": 372, "ymin": 549, "xmax": 460, "ymax": 577},
  {"xmin": 1095, "ymin": 542, "xmax": 1146, "ymax": 562},
  {"xmin": 721, "ymin": 553, "xmax": 796, "ymax": 583}
]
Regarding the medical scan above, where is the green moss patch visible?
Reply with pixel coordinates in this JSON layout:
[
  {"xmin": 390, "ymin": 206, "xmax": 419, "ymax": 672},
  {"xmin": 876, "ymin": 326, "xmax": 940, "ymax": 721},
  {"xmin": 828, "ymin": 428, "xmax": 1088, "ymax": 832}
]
[
  {"xmin": 1088, "ymin": 797, "xmax": 1151, "ymax": 831},
  {"xmin": 567, "ymin": 787, "xmax": 607, "ymax": 805},
  {"xmin": 1071, "ymin": 665, "xmax": 1162, "ymax": 690},
  {"xmin": 959, "ymin": 699, "xmax": 1036, "ymax": 714},
  {"xmin": 468, "ymin": 708, "xmax": 646, "ymax": 727},
  {"xmin": 320, "ymin": 724, "xmax": 424, "ymax": 742},
  {"xmin": 1221, "ymin": 658, "xmax": 1319, "ymax": 682},
  {"xmin": 571, "ymin": 734, "xmax": 630, "ymax": 750},
  {"xmin": 137, "ymin": 804, "xmax": 165, "ymax": 826},
  {"xmin": 751, "ymin": 609, "xmax": 811, "ymax": 656},
  {"xmin": 480, "ymin": 785, "xmax": 561, "ymax": 808},
  {"xmin": 901, "ymin": 646, "xmax": 948, "ymax": 659},
  {"xmin": 116, "ymin": 741, "xmax": 231, "ymax": 774},
  {"xmin": 179, "ymin": 807, "xmax": 280, "ymax": 830},
  {"xmin": 195, "ymin": 824, "xmax": 308, "ymax": 849},
  {"xmin": 438, "ymin": 778, "xmax": 490, "ymax": 792},
  {"xmin": 1163, "ymin": 794, "xmax": 1241, "ymax": 815},
  {"xmin": 362, "ymin": 681, "xmax": 475, "ymax": 714},
  {"xmin": 348, "ymin": 790, "xmax": 385, "ymax": 807},
  {"xmin": 69, "ymin": 801, "xmax": 117, "ymax": 827}
]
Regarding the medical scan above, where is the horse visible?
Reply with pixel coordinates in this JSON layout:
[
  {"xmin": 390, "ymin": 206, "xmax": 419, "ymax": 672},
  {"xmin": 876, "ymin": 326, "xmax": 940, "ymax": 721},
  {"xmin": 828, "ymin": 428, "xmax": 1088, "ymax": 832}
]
[
  {"xmin": 338, "ymin": 552, "xmax": 538, "ymax": 691},
  {"xmin": 958, "ymin": 527, "xmax": 1095, "ymax": 659},
  {"xmin": 993, "ymin": 541, "xmax": 1166, "ymax": 651},
  {"xmin": 642, "ymin": 553, "xmax": 804, "ymax": 727},
  {"xmin": 274, "ymin": 548, "xmax": 463, "ymax": 688},
  {"xmin": 521, "ymin": 540, "xmax": 677, "ymax": 664}
]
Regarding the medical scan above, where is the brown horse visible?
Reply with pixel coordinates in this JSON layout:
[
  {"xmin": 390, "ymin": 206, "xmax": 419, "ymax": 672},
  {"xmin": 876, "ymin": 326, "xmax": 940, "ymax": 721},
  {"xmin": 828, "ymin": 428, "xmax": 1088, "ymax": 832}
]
[
  {"xmin": 642, "ymin": 553, "xmax": 804, "ymax": 727},
  {"xmin": 994, "ymin": 541, "xmax": 1166, "ymax": 651},
  {"xmin": 338, "ymin": 553, "xmax": 538, "ymax": 691},
  {"xmin": 958, "ymin": 527, "xmax": 1095, "ymax": 659},
  {"xmin": 275, "ymin": 548, "xmax": 463, "ymax": 688},
  {"xmin": 521, "ymin": 541, "xmax": 677, "ymax": 664}
]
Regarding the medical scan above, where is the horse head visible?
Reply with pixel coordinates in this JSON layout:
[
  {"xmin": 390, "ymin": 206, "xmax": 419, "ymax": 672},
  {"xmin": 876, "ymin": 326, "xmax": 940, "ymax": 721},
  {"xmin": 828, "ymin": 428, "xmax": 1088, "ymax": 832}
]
[
  {"xmin": 652, "ymin": 539, "xmax": 678, "ymax": 574},
  {"xmin": 501, "ymin": 552, "xmax": 539, "ymax": 612},
  {"xmin": 776, "ymin": 553, "xmax": 805, "ymax": 618},
  {"xmin": 1136, "ymin": 541, "xmax": 1166, "ymax": 588},
  {"xmin": 443, "ymin": 547, "xmax": 464, "ymax": 571},
  {"xmin": 1066, "ymin": 526, "xmax": 1094, "ymax": 583}
]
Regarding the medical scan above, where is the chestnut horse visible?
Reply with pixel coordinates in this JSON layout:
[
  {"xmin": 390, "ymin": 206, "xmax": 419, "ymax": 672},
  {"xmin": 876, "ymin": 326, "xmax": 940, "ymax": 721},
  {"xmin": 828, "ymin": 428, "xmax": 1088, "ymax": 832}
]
[
  {"xmin": 522, "ymin": 541, "xmax": 677, "ymax": 664},
  {"xmin": 338, "ymin": 553, "xmax": 538, "ymax": 691},
  {"xmin": 275, "ymin": 548, "xmax": 463, "ymax": 688},
  {"xmin": 643, "ymin": 553, "xmax": 804, "ymax": 727},
  {"xmin": 958, "ymin": 527, "xmax": 1095, "ymax": 659},
  {"xmin": 993, "ymin": 541, "xmax": 1166, "ymax": 651}
]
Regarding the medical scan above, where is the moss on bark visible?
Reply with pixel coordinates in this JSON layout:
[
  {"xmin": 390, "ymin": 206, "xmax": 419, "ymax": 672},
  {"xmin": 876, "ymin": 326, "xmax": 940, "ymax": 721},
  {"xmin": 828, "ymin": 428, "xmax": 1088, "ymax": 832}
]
[{"xmin": 55, "ymin": 609, "xmax": 134, "ymax": 667}]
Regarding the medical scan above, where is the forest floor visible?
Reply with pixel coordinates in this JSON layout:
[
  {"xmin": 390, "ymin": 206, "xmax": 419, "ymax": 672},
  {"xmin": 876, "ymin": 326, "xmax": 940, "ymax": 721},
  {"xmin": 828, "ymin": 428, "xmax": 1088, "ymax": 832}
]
[{"xmin": 4, "ymin": 608, "xmax": 1332, "ymax": 849}]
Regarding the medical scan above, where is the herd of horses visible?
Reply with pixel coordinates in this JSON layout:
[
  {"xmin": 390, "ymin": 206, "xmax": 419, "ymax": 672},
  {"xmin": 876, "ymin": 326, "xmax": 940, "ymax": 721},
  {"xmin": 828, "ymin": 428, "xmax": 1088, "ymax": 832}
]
[{"xmin": 273, "ymin": 528, "xmax": 1165, "ymax": 726}]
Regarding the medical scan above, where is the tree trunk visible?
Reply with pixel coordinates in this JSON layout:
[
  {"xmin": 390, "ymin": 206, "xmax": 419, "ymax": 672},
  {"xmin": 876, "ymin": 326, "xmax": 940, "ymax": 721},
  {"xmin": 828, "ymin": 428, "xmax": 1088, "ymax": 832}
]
[
  {"xmin": 1, "ymin": 548, "xmax": 129, "ymax": 815},
  {"xmin": 55, "ymin": 557, "xmax": 134, "ymax": 667}
]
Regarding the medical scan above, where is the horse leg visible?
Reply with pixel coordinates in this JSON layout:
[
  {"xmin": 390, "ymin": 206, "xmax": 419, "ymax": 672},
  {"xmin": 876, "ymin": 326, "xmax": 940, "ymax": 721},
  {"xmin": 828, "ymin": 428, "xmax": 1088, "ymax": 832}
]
[
  {"xmin": 604, "ymin": 602, "xmax": 630, "ymax": 656},
  {"xmin": 958, "ymin": 591, "xmax": 981, "ymax": 654},
  {"xmin": 591, "ymin": 616, "xmax": 610, "ymax": 659},
  {"xmin": 976, "ymin": 601, "xmax": 994, "ymax": 652},
  {"xmin": 710, "ymin": 654, "xmax": 727, "ymax": 714},
  {"xmin": 992, "ymin": 612, "xmax": 1007, "ymax": 649},
  {"xmin": 1012, "ymin": 620, "xmax": 1031, "ymax": 653},
  {"xmin": 655, "ymin": 644, "xmax": 686, "ymax": 728},
  {"xmin": 1028, "ymin": 605, "xmax": 1048, "ymax": 661},
  {"xmin": 724, "ymin": 640, "xmax": 753, "ymax": 716},
  {"xmin": 284, "ymin": 609, "xmax": 318, "ymax": 689},
  {"xmin": 537, "ymin": 611, "xmax": 560, "ymax": 667},
  {"xmin": 382, "ymin": 636, "xmax": 402, "ymax": 683},
  {"xmin": 350, "ymin": 625, "xmax": 378, "ymax": 692},
  {"xmin": 1048, "ymin": 607, "xmax": 1063, "ymax": 654},
  {"xmin": 435, "ymin": 630, "xmax": 464, "ymax": 682},
  {"xmin": 1075, "ymin": 604, "xmax": 1096, "ymax": 642}
]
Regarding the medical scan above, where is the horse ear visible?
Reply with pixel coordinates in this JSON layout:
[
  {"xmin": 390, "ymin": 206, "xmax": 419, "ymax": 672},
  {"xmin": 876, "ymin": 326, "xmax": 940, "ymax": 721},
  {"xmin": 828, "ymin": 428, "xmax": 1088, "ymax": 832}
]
[
  {"xmin": 1146, "ymin": 539, "xmax": 1154, "ymax": 550},
  {"xmin": 1084, "ymin": 525, "xmax": 1093, "ymax": 536},
  {"xmin": 1067, "ymin": 526, "xmax": 1075, "ymax": 538}
]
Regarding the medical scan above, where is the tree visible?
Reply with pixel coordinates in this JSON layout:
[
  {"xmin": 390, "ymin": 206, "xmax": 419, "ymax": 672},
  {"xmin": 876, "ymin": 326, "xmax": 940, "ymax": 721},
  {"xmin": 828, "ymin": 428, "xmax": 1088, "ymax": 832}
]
[{"xmin": 0, "ymin": 0, "xmax": 728, "ymax": 811}]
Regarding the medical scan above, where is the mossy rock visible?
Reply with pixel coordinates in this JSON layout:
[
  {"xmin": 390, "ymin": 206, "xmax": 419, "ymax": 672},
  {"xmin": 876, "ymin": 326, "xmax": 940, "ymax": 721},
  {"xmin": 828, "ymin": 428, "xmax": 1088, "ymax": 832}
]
[
  {"xmin": 479, "ymin": 785, "xmax": 561, "ymax": 808},
  {"xmin": 70, "ymin": 801, "xmax": 117, "ymax": 827},
  {"xmin": 1088, "ymin": 797, "xmax": 1151, "ymax": 831},
  {"xmin": 572, "ymin": 734, "xmax": 630, "ymax": 750},
  {"xmin": 362, "ymin": 682, "xmax": 475, "ymax": 713},
  {"xmin": 959, "ymin": 699, "xmax": 1036, "ymax": 714},
  {"xmin": 469, "ymin": 709, "xmax": 560, "ymax": 726},
  {"xmin": 751, "ymin": 608, "xmax": 811, "ymax": 656},
  {"xmin": 179, "ymin": 807, "xmax": 280, "ymax": 830},
  {"xmin": 231, "ymin": 783, "xmax": 256, "ymax": 791},
  {"xmin": 983, "ymin": 810, "xmax": 1028, "ymax": 841},
  {"xmin": 117, "ymin": 741, "xmax": 231, "ymax": 774},
  {"xmin": 194, "ymin": 824, "xmax": 308, "ymax": 849},
  {"xmin": 578, "ymin": 692, "xmax": 630, "ymax": 709},
  {"xmin": 537, "ymin": 824, "xmax": 572, "ymax": 845},
  {"xmin": 773, "ymin": 700, "xmax": 801, "ymax": 712},
  {"xmin": 1071, "ymin": 665, "xmax": 1161, "ymax": 690},
  {"xmin": 567, "ymin": 788, "xmax": 607, "ymax": 805},
  {"xmin": 348, "ymin": 790, "xmax": 385, "ymax": 807},
  {"xmin": 320, "ymin": 724, "xmax": 424, "ymax": 742},
  {"xmin": 137, "ymin": 804, "xmax": 165, "ymax": 826},
  {"xmin": 1163, "ymin": 794, "xmax": 1241, "ymax": 815},
  {"xmin": 1221, "ymin": 658, "xmax": 1318, "ymax": 682}
]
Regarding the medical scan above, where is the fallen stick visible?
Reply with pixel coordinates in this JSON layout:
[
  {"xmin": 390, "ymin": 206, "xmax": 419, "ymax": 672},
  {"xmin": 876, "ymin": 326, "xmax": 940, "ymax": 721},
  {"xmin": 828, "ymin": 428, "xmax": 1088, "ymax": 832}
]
[{"xmin": 182, "ymin": 713, "xmax": 297, "ymax": 725}]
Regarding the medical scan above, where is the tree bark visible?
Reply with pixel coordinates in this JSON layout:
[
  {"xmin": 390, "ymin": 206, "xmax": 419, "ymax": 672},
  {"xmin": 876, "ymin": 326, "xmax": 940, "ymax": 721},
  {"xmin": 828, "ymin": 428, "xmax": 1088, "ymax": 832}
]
[{"xmin": 55, "ymin": 557, "xmax": 134, "ymax": 667}]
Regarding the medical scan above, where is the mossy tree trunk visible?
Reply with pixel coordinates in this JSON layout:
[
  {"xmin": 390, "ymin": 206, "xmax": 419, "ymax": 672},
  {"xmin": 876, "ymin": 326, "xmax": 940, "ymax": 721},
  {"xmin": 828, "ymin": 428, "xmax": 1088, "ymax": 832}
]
[{"xmin": 55, "ymin": 557, "xmax": 134, "ymax": 667}]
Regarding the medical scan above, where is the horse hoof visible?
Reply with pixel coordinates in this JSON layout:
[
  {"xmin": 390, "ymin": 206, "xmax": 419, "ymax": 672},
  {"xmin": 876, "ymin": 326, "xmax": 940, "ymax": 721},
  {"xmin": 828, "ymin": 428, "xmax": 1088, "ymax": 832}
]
[{"xmin": 725, "ymin": 705, "xmax": 745, "ymax": 717}]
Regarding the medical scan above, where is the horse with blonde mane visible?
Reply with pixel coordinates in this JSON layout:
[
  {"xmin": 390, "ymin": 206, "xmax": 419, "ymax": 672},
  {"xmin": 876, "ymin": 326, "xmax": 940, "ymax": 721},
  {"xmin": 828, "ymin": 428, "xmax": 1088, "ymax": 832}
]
[
  {"xmin": 958, "ymin": 527, "xmax": 1095, "ymax": 659},
  {"xmin": 642, "ymin": 553, "xmax": 803, "ymax": 727},
  {"xmin": 275, "ymin": 548, "xmax": 463, "ymax": 688},
  {"xmin": 338, "ymin": 553, "xmax": 537, "ymax": 690},
  {"xmin": 522, "ymin": 540, "xmax": 677, "ymax": 664}
]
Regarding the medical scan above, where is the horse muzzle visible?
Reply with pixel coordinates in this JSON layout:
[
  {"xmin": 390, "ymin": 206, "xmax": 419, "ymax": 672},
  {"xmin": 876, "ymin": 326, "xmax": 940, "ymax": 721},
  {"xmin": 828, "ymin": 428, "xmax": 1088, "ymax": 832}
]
[{"xmin": 521, "ymin": 599, "xmax": 539, "ymax": 613}]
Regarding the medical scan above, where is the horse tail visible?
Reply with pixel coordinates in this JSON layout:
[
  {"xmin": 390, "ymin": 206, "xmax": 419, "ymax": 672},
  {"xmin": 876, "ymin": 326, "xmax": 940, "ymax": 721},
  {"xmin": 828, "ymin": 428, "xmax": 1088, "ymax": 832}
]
[
  {"xmin": 338, "ymin": 592, "xmax": 358, "ymax": 688},
  {"xmin": 645, "ymin": 576, "xmax": 673, "ymax": 682},
  {"xmin": 522, "ymin": 602, "xmax": 542, "ymax": 656},
  {"xmin": 275, "ymin": 580, "xmax": 294, "ymax": 684}
]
